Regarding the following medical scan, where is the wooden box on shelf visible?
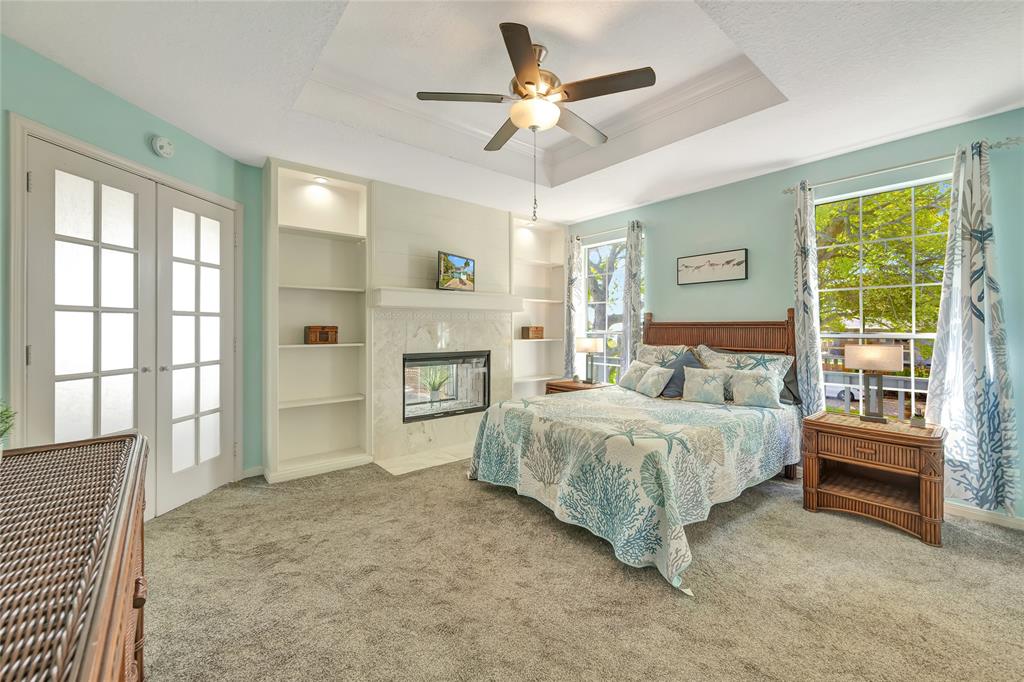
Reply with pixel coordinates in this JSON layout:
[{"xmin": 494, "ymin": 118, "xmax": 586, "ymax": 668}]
[
  {"xmin": 802, "ymin": 411, "xmax": 946, "ymax": 546},
  {"xmin": 521, "ymin": 326, "xmax": 544, "ymax": 340},
  {"xmin": 304, "ymin": 325, "xmax": 338, "ymax": 344}
]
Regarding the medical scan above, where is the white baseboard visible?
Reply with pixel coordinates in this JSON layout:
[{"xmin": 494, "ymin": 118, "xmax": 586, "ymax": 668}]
[
  {"xmin": 241, "ymin": 465, "xmax": 265, "ymax": 480},
  {"xmin": 944, "ymin": 501, "xmax": 1024, "ymax": 530}
]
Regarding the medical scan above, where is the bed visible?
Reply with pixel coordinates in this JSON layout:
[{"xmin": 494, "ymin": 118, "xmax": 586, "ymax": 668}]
[{"xmin": 469, "ymin": 309, "xmax": 802, "ymax": 592}]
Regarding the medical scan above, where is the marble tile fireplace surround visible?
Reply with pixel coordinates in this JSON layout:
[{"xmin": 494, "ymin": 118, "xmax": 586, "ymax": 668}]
[{"xmin": 373, "ymin": 309, "xmax": 512, "ymax": 464}]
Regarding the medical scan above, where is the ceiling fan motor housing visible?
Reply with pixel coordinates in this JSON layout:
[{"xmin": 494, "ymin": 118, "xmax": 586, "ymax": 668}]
[{"xmin": 509, "ymin": 45, "xmax": 560, "ymax": 96}]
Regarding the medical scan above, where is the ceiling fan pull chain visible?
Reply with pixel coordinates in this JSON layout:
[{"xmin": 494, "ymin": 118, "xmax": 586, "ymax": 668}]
[{"xmin": 532, "ymin": 128, "xmax": 538, "ymax": 222}]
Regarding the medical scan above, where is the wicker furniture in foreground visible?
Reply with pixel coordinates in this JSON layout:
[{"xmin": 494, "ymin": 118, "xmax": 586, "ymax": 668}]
[
  {"xmin": 1, "ymin": 434, "xmax": 148, "ymax": 680},
  {"xmin": 802, "ymin": 412, "xmax": 945, "ymax": 545}
]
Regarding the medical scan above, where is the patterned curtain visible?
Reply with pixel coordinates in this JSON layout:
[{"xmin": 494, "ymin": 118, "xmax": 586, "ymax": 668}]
[
  {"xmin": 793, "ymin": 181, "xmax": 826, "ymax": 417},
  {"xmin": 564, "ymin": 236, "xmax": 583, "ymax": 378},
  {"xmin": 622, "ymin": 220, "xmax": 645, "ymax": 369},
  {"xmin": 926, "ymin": 142, "xmax": 1018, "ymax": 513}
]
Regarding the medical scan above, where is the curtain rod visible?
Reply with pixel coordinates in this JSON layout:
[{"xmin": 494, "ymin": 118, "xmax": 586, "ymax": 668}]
[
  {"xmin": 572, "ymin": 226, "xmax": 627, "ymax": 240},
  {"xmin": 782, "ymin": 136, "xmax": 1022, "ymax": 195}
]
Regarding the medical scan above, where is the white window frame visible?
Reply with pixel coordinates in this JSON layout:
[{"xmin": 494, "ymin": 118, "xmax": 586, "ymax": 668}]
[
  {"xmin": 6, "ymin": 113, "xmax": 247, "ymax": 481},
  {"xmin": 584, "ymin": 236, "xmax": 626, "ymax": 383},
  {"xmin": 814, "ymin": 173, "xmax": 951, "ymax": 417}
]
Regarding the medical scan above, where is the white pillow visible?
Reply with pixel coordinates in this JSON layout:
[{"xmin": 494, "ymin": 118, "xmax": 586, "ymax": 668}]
[
  {"xmin": 681, "ymin": 367, "xmax": 727, "ymax": 404},
  {"xmin": 635, "ymin": 365, "xmax": 675, "ymax": 398},
  {"xmin": 618, "ymin": 360, "xmax": 652, "ymax": 391}
]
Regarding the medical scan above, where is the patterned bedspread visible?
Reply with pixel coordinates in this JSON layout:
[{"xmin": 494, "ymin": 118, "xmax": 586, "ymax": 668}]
[{"xmin": 468, "ymin": 386, "xmax": 801, "ymax": 592}]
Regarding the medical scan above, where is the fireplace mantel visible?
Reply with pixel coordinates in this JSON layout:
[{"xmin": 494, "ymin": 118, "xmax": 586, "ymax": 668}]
[{"xmin": 371, "ymin": 287, "xmax": 523, "ymax": 312}]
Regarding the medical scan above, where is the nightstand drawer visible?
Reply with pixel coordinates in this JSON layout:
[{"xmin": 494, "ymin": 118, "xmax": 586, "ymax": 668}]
[{"xmin": 817, "ymin": 433, "xmax": 919, "ymax": 472}]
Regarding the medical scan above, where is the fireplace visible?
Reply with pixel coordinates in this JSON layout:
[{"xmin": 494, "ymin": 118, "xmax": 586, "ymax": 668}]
[{"xmin": 403, "ymin": 351, "xmax": 490, "ymax": 423}]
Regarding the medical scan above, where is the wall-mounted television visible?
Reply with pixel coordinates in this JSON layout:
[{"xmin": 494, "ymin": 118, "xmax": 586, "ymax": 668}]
[{"xmin": 437, "ymin": 251, "xmax": 475, "ymax": 292}]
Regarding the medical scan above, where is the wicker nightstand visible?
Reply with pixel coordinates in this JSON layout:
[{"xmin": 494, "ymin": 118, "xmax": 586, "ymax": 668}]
[
  {"xmin": 802, "ymin": 412, "xmax": 946, "ymax": 546},
  {"xmin": 545, "ymin": 379, "xmax": 611, "ymax": 394}
]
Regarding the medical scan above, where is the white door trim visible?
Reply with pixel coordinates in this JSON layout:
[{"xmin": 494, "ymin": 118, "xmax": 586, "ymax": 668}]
[{"xmin": 7, "ymin": 113, "xmax": 246, "ymax": 483}]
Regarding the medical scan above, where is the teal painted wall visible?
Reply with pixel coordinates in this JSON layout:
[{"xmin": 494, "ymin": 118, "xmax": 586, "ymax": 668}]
[
  {"xmin": 573, "ymin": 108, "xmax": 1024, "ymax": 516},
  {"xmin": 0, "ymin": 36, "xmax": 264, "ymax": 469}
]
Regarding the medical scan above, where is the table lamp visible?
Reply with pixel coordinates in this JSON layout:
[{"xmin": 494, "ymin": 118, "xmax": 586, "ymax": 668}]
[
  {"xmin": 844, "ymin": 344, "xmax": 903, "ymax": 423},
  {"xmin": 575, "ymin": 337, "xmax": 604, "ymax": 384}
]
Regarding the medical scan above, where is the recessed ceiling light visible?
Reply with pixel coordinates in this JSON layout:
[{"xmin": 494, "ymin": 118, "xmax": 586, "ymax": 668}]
[{"xmin": 313, "ymin": 176, "xmax": 328, "ymax": 184}]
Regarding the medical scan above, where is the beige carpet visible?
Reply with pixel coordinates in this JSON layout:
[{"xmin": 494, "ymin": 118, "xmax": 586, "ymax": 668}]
[{"xmin": 144, "ymin": 461, "xmax": 1024, "ymax": 681}]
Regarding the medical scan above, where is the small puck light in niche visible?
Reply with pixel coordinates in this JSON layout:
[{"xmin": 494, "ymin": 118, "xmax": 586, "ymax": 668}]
[
  {"xmin": 313, "ymin": 176, "xmax": 328, "ymax": 184},
  {"xmin": 151, "ymin": 135, "xmax": 175, "ymax": 159}
]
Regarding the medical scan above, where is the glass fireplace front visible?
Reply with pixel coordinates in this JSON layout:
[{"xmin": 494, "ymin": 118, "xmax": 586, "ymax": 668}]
[{"xmin": 403, "ymin": 351, "xmax": 490, "ymax": 423}]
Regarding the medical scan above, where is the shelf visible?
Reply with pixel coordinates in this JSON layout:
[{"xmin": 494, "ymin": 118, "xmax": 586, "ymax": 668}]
[
  {"xmin": 279, "ymin": 394, "xmax": 365, "ymax": 410},
  {"xmin": 514, "ymin": 258, "xmax": 563, "ymax": 268},
  {"xmin": 279, "ymin": 343, "xmax": 365, "ymax": 349},
  {"xmin": 818, "ymin": 466, "xmax": 919, "ymax": 513},
  {"xmin": 522, "ymin": 298, "xmax": 564, "ymax": 304},
  {"xmin": 266, "ymin": 447, "xmax": 371, "ymax": 484},
  {"xmin": 514, "ymin": 338, "xmax": 564, "ymax": 343},
  {"xmin": 514, "ymin": 373, "xmax": 564, "ymax": 383},
  {"xmin": 371, "ymin": 287, "xmax": 523, "ymax": 312},
  {"xmin": 280, "ymin": 223, "xmax": 366, "ymax": 242},
  {"xmin": 279, "ymin": 284, "xmax": 366, "ymax": 293}
]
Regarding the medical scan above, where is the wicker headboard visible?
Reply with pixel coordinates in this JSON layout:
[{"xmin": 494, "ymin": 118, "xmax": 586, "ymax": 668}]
[{"xmin": 642, "ymin": 308, "xmax": 796, "ymax": 357}]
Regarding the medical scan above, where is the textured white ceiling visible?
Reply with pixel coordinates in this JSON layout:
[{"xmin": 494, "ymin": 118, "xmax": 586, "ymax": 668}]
[{"xmin": 2, "ymin": 0, "xmax": 1021, "ymax": 225}]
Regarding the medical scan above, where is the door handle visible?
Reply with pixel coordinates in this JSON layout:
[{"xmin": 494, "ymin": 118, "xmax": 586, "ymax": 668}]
[
  {"xmin": 141, "ymin": 366, "xmax": 151, "ymax": 373},
  {"xmin": 159, "ymin": 366, "xmax": 169, "ymax": 372}
]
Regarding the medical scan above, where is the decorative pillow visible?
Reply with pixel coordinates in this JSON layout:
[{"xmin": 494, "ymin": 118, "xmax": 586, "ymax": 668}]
[
  {"xmin": 694, "ymin": 345, "xmax": 795, "ymax": 402},
  {"xmin": 635, "ymin": 366, "xmax": 675, "ymax": 398},
  {"xmin": 618, "ymin": 360, "xmax": 652, "ymax": 392},
  {"xmin": 681, "ymin": 367, "xmax": 727, "ymax": 404},
  {"xmin": 729, "ymin": 369, "xmax": 784, "ymax": 409},
  {"xmin": 660, "ymin": 349, "xmax": 705, "ymax": 399},
  {"xmin": 636, "ymin": 343, "xmax": 689, "ymax": 368}
]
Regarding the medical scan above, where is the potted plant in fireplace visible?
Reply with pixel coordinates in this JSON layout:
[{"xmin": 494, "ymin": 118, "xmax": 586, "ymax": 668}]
[{"xmin": 421, "ymin": 367, "xmax": 451, "ymax": 404}]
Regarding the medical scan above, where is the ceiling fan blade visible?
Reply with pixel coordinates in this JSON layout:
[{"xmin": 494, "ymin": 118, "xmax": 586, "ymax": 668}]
[
  {"xmin": 556, "ymin": 106, "xmax": 608, "ymax": 146},
  {"xmin": 484, "ymin": 118, "xmax": 518, "ymax": 151},
  {"xmin": 558, "ymin": 67, "xmax": 656, "ymax": 102},
  {"xmin": 417, "ymin": 92, "xmax": 511, "ymax": 103},
  {"xmin": 499, "ymin": 23, "xmax": 541, "ymax": 91}
]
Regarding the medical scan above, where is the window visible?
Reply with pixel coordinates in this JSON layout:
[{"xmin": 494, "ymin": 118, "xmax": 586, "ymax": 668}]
[
  {"xmin": 815, "ymin": 177, "xmax": 951, "ymax": 419},
  {"xmin": 585, "ymin": 238, "xmax": 626, "ymax": 383}
]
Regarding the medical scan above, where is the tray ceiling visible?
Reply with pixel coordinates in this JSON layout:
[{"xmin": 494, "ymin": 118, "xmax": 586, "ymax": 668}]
[{"xmin": 2, "ymin": 1, "xmax": 1021, "ymax": 224}]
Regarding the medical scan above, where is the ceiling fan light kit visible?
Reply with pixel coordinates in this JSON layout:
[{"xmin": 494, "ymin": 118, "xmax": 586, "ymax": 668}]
[{"xmin": 510, "ymin": 97, "xmax": 560, "ymax": 131}]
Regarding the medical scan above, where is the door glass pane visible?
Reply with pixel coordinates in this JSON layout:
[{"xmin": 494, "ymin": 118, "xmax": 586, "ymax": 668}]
[
  {"xmin": 199, "ymin": 412, "xmax": 220, "ymax": 462},
  {"xmin": 55, "ymin": 378, "xmax": 93, "ymax": 441},
  {"xmin": 172, "ymin": 208, "xmax": 195, "ymax": 260},
  {"xmin": 172, "ymin": 315, "xmax": 196, "ymax": 365},
  {"xmin": 172, "ymin": 419, "xmax": 196, "ymax": 472},
  {"xmin": 200, "ymin": 317, "xmax": 219, "ymax": 362},
  {"xmin": 101, "ymin": 185, "xmax": 134, "ymax": 247},
  {"xmin": 55, "ymin": 241, "xmax": 94, "ymax": 306},
  {"xmin": 55, "ymin": 170, "xmax": 94, "ymax": 240},
  {"xmin": 101, "ymin": 249, "xmax": 135, "ymax": 308},
  {"xmin": 100, "ymin": 312, "xmax": 134, "ymax": 371},
  {"xmin": 199, "ymin": 364, "xmax": 219, "ymax": 411},
  {"xmin": 200, "ymin": 216, "xmax": 220, "ymax": 265},
  {"xmin": 172, "ymin": 367, "xmax": 196, "ymax": 419},
  {"xmin": 55, "ymin": 311, "xmax": 93, "ymax": 375},
  {"xmin": 100, "ymin": 374, "xmax": 134, "ymax": 434},
  {"xmin": 199, "ymin": 266, "xmax": 220, "ymax": 313},
  {"xmin": 172, "ymin": 262, "xmax": 196, "ymax": 312}
]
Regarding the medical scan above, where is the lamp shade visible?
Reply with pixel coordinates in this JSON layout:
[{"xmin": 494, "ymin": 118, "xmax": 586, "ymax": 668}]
[
  {"xmin": 510, "ymin": 98, "xmax": 560, "ymax": 131},
  {"xmin": 575, "ymin": 337, "xmax": 603, "ymax": 354},
  {"xmin": 844, "ymin": 344, "xmax": 903, "ymax": 372}
]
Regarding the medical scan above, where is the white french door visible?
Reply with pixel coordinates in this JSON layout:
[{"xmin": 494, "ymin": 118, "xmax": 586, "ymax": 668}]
[
  {"xmin": 155, "ymin": 186, "xmax": 235, "ymax": 514},
  {"xmin": 23, "ymin": 137, "xmax": 236, "ymax": 516}
]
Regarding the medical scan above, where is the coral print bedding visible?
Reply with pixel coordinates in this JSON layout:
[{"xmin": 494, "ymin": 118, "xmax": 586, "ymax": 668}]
[{"xmin": 469, "ymin": 385, "xmax": 801, "ymax": 592}]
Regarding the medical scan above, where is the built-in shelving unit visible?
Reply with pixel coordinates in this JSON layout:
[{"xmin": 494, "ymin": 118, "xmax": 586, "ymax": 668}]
[
  {"xmin": 264, "ymin": 160, "xmax": 372, "ymax": 483},
  {"xmin": 510, "ymin": 217, "xmax": 567, "ymax": 398}
]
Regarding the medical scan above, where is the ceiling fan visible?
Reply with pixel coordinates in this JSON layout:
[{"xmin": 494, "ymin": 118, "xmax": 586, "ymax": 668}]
[{"xmin": 417, "ymin": 22, "xmax": 656, "ymax": 151}]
